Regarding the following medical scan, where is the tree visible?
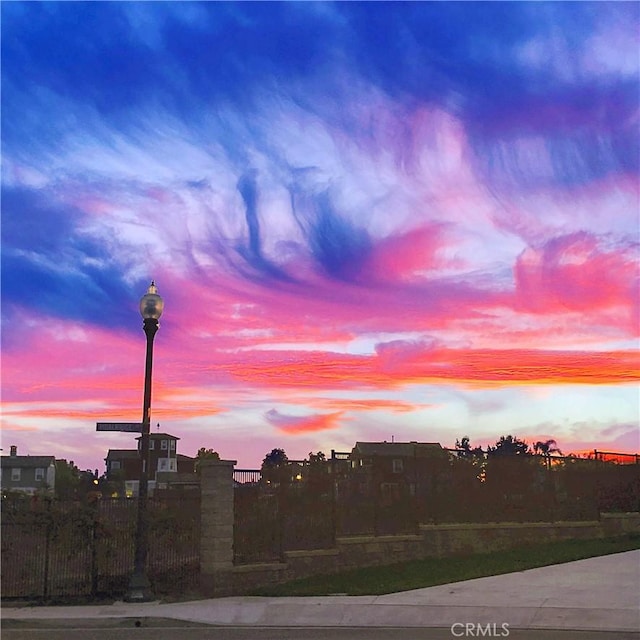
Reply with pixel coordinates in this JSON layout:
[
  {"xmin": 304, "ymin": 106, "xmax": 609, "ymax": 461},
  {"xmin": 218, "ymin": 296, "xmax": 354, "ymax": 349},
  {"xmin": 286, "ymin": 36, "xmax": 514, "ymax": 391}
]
[
  {"xmin": 54, "ymin": 459, "xmax": 81, "ymax": 499},
  {"xmin": 261, "ymin": 448, "xmax": 289, "ymax": 485},
  {"xmin": 307, "ymin": 451, "xmax": 326, "ymax": 465},
  {"xmin": 194, "ymin": 447, "xmax": 220, "ymax": 474},
  {"xmin": 455, "ymin": 436, "xmax": 484, "ymax": 459},
  {"xmin": 487, "ymin": 435, "xmax": 531, "ymax": 457},
  {"xmin": 305, "ymin": 451, "xmax": 329, "ymax": 491},
  {"xmin": 533, "ymin": 438, "xmax": 562, "ymax": 470},
  {"xmin": 262, "ymin": 448, "xmax": 288, "ymax": 467},
  {"xmin": 99, "ymin": 469, "xmax": 124, "ymax": 498},
  {"xmin": 533, "ymin": 439, "xmax": 561, "ymax": 456},
  {"xmin": 55, "ymin": 460, "xmax": 101, "ymax": 500}
]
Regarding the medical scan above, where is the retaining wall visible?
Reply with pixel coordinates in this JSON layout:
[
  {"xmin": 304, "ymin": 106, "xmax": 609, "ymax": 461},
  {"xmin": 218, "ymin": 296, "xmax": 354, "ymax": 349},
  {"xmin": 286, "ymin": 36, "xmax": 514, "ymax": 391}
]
[{"xmin": 226, "ymin": 514, "xmax": 639, "ymax": 595}]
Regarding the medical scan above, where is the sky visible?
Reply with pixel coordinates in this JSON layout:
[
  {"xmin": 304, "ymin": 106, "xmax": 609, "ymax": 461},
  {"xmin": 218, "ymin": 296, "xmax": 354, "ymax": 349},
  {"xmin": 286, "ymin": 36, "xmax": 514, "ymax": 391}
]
[{"xmin": 1, "ymin": 1, "xmax": 639, "ymax": 473}]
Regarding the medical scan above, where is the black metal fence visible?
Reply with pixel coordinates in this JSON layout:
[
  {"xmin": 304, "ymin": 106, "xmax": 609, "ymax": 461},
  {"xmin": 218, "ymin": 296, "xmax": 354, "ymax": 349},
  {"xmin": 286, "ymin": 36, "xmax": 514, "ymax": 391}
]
[
  {"xmin": 233, "ymin": 476, "xmax": 335, "ymax": 564},
  {"xmin": 1, "ymin": 493, "xmax": 200, "ymax": 600},
  {"xmin": 232, "ymin": 455, "xmax": 639, "ymax": 564}
]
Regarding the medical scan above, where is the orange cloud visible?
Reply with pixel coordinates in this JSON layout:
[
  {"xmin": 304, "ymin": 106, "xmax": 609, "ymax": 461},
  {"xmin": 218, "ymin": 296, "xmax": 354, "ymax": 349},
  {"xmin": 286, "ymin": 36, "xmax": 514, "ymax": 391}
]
[
  {"xmin": 219, "ymin": 345, "xmax": 639, "ymax": 389},
  {"xmin": 265, "ymin": 408, "xmax": 345, "ymax": 434}
]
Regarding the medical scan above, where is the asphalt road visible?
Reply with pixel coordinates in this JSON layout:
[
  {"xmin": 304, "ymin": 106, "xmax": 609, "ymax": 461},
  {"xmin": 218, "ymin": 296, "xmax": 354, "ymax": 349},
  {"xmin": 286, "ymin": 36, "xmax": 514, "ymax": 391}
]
[{"xmin": 2, "ymin": 622, "xmax": 639, "ymax": 640}]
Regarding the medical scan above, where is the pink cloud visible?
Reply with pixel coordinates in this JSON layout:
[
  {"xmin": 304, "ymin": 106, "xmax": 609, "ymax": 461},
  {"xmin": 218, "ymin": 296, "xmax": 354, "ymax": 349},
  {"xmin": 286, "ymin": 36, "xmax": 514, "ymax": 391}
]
[
  {"xmin": 514, "ymin": 232, "xmax": 638, "ymax": 326},
  {"xmin": 364, "ymin": 224, "xmax": 451, "ymax": 282},
  {"xmin": 265, "ymin": 408, "xmax": 345, "ymax": 434}
]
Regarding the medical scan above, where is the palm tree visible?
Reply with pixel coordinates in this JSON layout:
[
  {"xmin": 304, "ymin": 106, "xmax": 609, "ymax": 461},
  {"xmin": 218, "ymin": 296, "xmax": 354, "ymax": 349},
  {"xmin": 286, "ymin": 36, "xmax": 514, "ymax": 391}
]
[{"xmin": 534, "ymin": 439, "xmax": 562, "ymax": 469}]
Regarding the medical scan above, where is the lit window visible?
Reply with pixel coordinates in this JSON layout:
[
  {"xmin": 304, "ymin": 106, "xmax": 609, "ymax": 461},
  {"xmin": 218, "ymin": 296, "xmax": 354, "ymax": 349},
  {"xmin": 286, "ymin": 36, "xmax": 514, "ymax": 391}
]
[
  {"xmin": 170, "ymin": 440, "xmax": 176, "ymax": 450},
  {"xmin": 35, "ymin": 468, "xmax": 45, "ymax": 482},
  {"xmin": 161, "ymin": 440, "xmax": 168, "ymax": 450},
  {"xmin": 11, "ymin": 468, "xmax": 21, "ymax": 481},
  {"xmin": 111, "ymin": 461, "xmax": 121, "ymax": 471},
  {"xmin": 392, "ymin": 459, "xmax": 404, "ymax": 474}
]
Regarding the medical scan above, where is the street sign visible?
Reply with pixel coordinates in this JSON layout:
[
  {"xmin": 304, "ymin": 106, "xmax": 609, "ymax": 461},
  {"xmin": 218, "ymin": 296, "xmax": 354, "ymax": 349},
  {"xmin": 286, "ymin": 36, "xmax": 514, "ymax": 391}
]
[{"xmin": 96, "ymin": 422, "xmax": 143, "ymax": 432}]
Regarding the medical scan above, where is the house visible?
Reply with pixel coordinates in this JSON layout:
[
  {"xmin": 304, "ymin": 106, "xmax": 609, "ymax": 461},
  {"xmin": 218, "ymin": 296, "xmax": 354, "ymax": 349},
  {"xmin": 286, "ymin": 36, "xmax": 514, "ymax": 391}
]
[
  {"xmin": 104, "ymin": 433, "xmax": 196, "ymax": 496},
  {"xmin": 350, "ymin": 440, "xmax": 449, "ymax": 471},
  {"xmin": 0, "ymin": 445, "xmax": 56, "ymax": 495},
  {"xmin": 349, "ymin": 441, "xmax": 450, "ymax": 496},
  {"xmin": 329, "ymin": 449, "xmax": 351, "ymax": 477}
]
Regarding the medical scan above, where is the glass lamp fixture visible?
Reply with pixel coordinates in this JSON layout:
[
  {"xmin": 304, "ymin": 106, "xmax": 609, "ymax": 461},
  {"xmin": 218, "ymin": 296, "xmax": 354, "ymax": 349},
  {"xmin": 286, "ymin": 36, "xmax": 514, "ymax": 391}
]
[{"xmin": 139, "ymin": 281, "xmax": 164, "ymax": 320}]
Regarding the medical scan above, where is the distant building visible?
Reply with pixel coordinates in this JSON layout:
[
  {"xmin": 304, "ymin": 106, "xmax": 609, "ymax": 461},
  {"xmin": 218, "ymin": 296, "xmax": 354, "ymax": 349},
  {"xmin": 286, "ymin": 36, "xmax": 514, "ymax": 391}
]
[
  {"xmin": 104, "ymin": 433, "xmax": 196, "ymax": 496},
  {"xmin": 350, "ymin": 440, "xmax": 448, "ymax": 469},
  {"xmin": 0, "ymin": 445, "xmax": 56, "ymax": 495},
  {"xmin": 349, "ymin": 441, "xmax": 450, "ymax": 495},
  {"xmin": 329, "ymin": 449, "xmax": 351, "ymax": 477}
]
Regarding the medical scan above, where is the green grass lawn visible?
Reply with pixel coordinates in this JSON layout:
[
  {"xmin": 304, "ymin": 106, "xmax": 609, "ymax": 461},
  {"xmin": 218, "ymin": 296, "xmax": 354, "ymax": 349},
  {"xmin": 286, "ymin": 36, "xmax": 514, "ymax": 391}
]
[{"xmin": 250, "ymin": 533, "xmax": 640, "ymax": 597}]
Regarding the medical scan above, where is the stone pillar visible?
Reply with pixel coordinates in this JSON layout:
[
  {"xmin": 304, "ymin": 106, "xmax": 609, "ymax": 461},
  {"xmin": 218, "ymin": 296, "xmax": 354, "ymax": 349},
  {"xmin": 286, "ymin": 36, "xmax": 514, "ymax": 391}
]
[{"xmin": 199, "ymin": 459, "xmax": 236, "ymax": 596}]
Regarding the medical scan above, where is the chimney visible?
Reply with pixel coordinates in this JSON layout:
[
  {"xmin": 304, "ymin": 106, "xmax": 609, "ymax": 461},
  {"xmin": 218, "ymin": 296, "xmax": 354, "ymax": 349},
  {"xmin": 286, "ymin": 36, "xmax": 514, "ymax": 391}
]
[{"xmin": 10, "ymin": 445, "xmax": 17, "ymax": 457}]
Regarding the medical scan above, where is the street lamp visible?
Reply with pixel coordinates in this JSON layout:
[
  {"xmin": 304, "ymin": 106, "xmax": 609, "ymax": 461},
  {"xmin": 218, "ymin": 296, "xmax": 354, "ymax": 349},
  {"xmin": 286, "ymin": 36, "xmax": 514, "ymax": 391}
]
[{"xmin": 126, "ymin": 281, "xmax": 164, "ymax": 602}]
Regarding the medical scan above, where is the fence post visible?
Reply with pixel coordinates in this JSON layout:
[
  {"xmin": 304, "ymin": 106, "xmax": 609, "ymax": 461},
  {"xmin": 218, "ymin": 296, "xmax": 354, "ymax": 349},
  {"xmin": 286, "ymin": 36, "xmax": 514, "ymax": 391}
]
[
  {"xmin": 42, "ymin": 499, "xmax": 52, "ymax": 600},
  {"xmin": 277, "ymin": 485, "xmax": 285, "ymax": 561},
  {"xmin": 331, "ymin": 480, "xmax": 338, "ymax": 545},
  {"xmin": 90, "ymin": 502, "xmax": 99, "ymax": 597},
  {"xmin": 373, "ymin": 481, "xmax": 379, "ymax": 536},
  {"xmin": 199, "ymin": 459, "xmax": 236, "ymax": 597}
]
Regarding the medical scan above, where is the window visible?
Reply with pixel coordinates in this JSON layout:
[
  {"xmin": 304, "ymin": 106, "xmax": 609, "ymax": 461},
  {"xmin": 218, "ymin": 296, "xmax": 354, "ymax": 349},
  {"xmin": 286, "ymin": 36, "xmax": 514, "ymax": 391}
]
[
  {"xmin": 161, "ymin": 440, "xmax": 168, "ymax": 450},
  {"xmin": 11, "ymin": 468, "xmax": 21, "ymax": 481},
  {"xmin": 111, "ymin": 461, "xmax": 121, "ymax": 471},
  {"xmin": 392, "ymin": 459, "xmax": 404, "ymax": 474},
  {"xmin": 158, "ymin": 458, "xmax": 168, "ymax": 471},
  {"xmin": 170, "ymin": 440, "xmax": 176, "ymax": 450},
  {"xmin": 149, "ymin": 440, "xmax": 155, "ymax": 451},
  {"xmin": 35, "ymin": 468, "xmax": 45, "ymax": 482},
  {"xmin": 380, "ymin": 482, "xmax": 401, "ymax": 501},
  {"xmin": 169, "ymin": 459, "xmax": 177, "ymax": 472}
]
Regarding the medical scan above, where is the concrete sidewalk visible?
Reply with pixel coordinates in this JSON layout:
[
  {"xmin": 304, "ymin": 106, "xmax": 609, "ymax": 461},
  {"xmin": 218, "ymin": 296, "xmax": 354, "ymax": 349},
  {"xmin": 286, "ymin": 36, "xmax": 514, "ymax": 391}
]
[{"xmin": 3, "ymin": 551, "xmax": 639, "ymax": 633}]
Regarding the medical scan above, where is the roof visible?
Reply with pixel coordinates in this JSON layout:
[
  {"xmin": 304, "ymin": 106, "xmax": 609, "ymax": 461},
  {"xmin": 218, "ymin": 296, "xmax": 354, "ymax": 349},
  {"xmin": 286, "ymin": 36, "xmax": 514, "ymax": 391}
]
[
  {"xmin": 105, "ymin": 449, "xmax": 140, "ymax": 460},
  {"xmin": 0, "ymin": 455, "xmax": 55, "ymax": 468},
  {"xmin": 105, "ymin": 448, "xmax": 192, "ymax": 461},
  {"xmin": 135, "ymin": 433, "xmax": 180, "ymax": 440},
  {"xmin": 352, "ymin": 442, "xmax": 445, "ymax": 458}
]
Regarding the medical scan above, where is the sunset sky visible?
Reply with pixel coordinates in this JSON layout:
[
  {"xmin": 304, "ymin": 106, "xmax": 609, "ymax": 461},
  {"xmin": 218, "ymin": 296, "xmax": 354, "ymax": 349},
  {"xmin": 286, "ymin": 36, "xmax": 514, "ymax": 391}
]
[{"xmin": 2, "ymin": 2, "xmax": 639, "ymax": 473}]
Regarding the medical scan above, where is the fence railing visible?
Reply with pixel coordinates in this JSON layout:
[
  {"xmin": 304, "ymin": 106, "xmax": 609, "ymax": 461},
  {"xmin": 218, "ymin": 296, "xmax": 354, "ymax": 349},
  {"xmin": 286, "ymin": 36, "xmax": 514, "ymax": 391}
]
[
  {"xmin": 233, "ymin": 469, "xmax": 262, "ymax": 485},
  {"xmin": 1, "ymin": 494, "xmax": 200, "ymax": 600},
  {"xmin": 231, "ymin": 457, "xmax": 639, "ymax": 564},
  {"xmin": 592, "ymin": 450, "xmax": 640, "ymax": 465}
]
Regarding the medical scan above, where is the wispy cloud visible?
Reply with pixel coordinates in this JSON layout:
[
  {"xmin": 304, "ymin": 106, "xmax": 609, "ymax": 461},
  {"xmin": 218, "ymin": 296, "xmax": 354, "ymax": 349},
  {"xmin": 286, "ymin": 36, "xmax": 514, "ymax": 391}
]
[{"xmin": 2, "ymin": 2, "xmax": 638, "ymax": 468}]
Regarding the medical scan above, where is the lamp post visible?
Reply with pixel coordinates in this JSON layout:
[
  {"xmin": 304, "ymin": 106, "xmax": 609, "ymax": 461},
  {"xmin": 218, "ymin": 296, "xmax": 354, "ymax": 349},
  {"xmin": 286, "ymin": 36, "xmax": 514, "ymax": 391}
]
[{"xmin": 125, "ymin": 281, "xmax": 164, "ymax": 602}]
